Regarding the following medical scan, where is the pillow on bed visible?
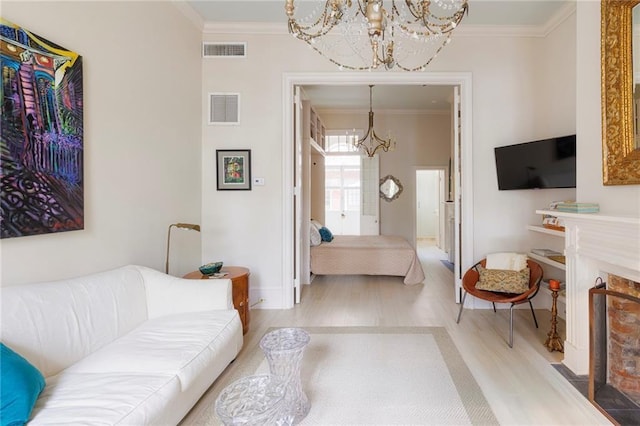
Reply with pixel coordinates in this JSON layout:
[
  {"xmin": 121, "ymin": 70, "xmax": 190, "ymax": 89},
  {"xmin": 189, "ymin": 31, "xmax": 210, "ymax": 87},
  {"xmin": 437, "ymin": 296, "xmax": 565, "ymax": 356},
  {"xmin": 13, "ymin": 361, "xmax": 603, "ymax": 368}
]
[
  {"xmin": 311, "ymin": 219, "xmax": 323, "ymax": 231},
  {"xmin": 310, "ymin": 224, "xmax": 322, "ymax": 246},
  {"xmin": 319, "ymin": 226, "xmax": 334, "ymax": 242},
  {"xmin": 475, "ymin": 265, "xmax": 530, "ymax": 294}
]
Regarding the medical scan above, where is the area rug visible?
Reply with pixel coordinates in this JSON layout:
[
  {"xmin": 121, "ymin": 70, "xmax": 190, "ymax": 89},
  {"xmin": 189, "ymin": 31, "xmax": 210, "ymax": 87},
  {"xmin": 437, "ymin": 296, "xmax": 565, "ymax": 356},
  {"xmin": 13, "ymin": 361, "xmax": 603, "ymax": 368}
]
[{"xmin": 197, "ymin": 327, "xmax": 497, "ymax": 425}]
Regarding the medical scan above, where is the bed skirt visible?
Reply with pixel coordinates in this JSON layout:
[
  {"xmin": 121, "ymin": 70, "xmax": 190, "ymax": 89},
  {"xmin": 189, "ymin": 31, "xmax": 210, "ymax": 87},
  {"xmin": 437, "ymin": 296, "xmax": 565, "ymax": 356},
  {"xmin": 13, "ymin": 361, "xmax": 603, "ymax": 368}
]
[{"xmin": 310, "ymin": 235, "xmax": 425, "ymax": 285}]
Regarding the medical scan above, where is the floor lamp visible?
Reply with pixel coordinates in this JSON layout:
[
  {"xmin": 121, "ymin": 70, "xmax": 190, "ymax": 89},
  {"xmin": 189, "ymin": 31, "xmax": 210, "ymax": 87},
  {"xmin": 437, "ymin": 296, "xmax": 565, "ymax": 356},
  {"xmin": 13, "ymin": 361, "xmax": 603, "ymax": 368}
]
[{"xmin": 165, "ymin": 223, "xmax": 200, "ymax": 274}]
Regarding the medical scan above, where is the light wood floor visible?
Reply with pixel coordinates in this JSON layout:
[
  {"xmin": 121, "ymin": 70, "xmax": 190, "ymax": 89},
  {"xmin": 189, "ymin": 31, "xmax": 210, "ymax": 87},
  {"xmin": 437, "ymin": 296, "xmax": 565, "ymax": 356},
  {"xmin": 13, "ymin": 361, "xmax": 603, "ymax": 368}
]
[{"xmin": 182, "ymin": 240, "xmax": 611, "ymax": 425}]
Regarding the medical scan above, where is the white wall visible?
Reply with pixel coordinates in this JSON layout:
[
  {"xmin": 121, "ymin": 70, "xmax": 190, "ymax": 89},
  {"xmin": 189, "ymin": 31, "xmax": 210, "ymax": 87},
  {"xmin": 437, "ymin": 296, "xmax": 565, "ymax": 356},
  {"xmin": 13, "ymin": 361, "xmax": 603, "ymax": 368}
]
[
  {"xmin": 201, "ymin": 34, "xmax": 336, "ymax": 307},
  {"xmin": 478, "ymin": 11, "xmax": 578, "ymax": 257},
  {"xmin": 201, "ymin": 24, "xmax": 579, "ymax": 307},
  {"xmin": 6, "ymin": 2, "xmax": 637, "ymax": 304},
  {"xmin": 1, "ymin": 1, "xmax": 203, "ymax": 285},
  {"xmin": 576, "ymin": 2, "xmax": 640, "ymax": 216}
]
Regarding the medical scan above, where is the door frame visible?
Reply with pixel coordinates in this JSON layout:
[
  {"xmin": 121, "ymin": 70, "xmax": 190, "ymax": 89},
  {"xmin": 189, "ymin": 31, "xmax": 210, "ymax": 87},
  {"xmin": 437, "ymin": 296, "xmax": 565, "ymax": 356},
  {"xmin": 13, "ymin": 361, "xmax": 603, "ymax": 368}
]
[{"xmin": 282, "ymin": 72, "xmax": 473, "ymax": 308}]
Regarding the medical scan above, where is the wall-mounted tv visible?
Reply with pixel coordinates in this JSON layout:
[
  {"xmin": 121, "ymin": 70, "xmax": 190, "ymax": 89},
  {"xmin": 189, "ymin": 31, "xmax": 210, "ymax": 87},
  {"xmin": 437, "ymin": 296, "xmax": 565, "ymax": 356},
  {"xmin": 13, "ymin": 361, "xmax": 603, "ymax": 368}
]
[{"xmin": 494, "ymin": 135, "xmax": 576, "ymax": 190}]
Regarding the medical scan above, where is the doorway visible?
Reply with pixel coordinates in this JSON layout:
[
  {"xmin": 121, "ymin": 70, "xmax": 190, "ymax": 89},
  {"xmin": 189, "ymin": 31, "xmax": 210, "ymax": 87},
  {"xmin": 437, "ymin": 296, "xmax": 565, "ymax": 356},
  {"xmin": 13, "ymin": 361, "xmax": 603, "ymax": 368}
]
[
  {"xmin": 283, "ymin": 72, "xmax": 474, "ymax": 308},
  {"xmin": 415, "ymin": 168, "xmax": 446, "ymax": 247},
  {"xmin": 415, "ymin": 167, "xmax": 451, "ymax": 271}
]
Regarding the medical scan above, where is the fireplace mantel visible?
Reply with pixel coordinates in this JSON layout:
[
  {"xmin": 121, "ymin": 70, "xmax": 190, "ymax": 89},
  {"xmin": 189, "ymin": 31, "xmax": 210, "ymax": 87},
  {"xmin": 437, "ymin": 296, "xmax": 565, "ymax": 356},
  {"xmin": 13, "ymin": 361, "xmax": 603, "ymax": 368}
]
[{"xmin": 537, "ymin": 210, "xmax": 640, "ymax": 375}]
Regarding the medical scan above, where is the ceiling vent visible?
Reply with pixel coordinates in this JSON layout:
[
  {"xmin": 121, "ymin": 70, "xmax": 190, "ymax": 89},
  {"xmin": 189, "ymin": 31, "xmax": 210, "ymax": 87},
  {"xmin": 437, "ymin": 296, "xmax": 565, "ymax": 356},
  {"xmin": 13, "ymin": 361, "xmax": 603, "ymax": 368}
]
[
  {"xmin": 203, "ymin": 42, "xmax": 247, "ymax": 58},
  {"xmin": 209, "ymin": 93, "xmax": 240, "ymax": 125}
]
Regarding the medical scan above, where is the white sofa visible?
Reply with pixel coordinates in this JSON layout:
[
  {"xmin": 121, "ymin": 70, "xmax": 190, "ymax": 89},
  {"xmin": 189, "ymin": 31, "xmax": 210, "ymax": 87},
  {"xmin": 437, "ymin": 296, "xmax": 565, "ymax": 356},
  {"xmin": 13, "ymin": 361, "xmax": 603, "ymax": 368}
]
[{"xmin": 1, "ymin": 265, "xmax": 244, "ymax": 425}]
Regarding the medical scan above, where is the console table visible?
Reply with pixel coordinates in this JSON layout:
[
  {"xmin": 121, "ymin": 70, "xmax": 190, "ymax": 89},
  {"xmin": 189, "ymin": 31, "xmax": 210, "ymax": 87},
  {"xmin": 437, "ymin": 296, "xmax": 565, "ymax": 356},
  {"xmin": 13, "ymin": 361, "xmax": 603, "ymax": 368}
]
[{"xmin": 183, "ymin": 266, "xmax": 250, "ymax": 334}]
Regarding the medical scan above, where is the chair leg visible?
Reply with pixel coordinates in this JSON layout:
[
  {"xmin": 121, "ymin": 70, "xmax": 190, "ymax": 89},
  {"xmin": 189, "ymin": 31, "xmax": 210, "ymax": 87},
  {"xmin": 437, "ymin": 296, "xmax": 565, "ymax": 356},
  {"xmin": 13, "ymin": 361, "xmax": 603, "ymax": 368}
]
[
  {"xmin": 456, "ymin": 291, "xmax": 468, "ymax": 324},
  {"xmin": 492, "ymin": 302, "xmax": 497, "ymax": 313},
  {"xmin": 528, "ymin": 300, "xmax": 539, "ymax": 328},
  {"xmin": 509, "ymin": 304, "xmax": 515, "ymax": 348}
]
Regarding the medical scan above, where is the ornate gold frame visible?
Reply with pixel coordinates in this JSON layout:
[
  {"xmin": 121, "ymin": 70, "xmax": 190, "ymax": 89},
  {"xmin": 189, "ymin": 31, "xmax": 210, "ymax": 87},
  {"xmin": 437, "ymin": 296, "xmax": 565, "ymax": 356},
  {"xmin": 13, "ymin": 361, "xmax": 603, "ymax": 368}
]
[{"xmin": 601, "ymin": 0, "xmax": 640, "ymax": 185}]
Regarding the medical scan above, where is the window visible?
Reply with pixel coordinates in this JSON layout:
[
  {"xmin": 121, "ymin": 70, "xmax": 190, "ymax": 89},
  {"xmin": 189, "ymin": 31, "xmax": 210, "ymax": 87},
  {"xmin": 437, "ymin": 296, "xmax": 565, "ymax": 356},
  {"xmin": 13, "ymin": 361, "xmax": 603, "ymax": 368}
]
[{"xmin": 325, "ymin": 132, "xmax": 359, "ymax": 154}]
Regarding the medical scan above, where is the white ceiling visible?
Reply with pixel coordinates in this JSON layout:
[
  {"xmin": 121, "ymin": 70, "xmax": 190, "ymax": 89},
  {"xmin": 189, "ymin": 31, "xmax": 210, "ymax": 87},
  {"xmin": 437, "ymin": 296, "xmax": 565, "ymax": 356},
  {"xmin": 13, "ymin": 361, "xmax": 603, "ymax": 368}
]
[
  {"xmin": 186, "ymin": 1, "xmax": 569, "ymax": 27},
  {"xmin": 188, "ymin": 0, "xmax": 572, "ymax": 111}
]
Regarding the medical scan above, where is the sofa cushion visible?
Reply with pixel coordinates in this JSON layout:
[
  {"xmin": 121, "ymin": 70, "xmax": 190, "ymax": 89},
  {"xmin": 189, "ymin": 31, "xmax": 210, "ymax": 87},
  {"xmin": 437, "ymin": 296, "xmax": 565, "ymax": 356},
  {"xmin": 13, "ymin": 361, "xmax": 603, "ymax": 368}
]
[
  {"xmin": 0, "ymin": 343, "xmax": 46, "ymax": 426},
  {"xmin": 1, "ymin": 265, "xmax": 148, "ymax": 378},
  {"xmin": 66, "ymin": 310, "xmax": 242, "ymax": 391},
  {"xmin": 138, "ymin": 266, "xmax": 233, "ymax": 318},
  {"xmin": 29, "ymin": 372, "xmax": 180, "ymax": 425}
]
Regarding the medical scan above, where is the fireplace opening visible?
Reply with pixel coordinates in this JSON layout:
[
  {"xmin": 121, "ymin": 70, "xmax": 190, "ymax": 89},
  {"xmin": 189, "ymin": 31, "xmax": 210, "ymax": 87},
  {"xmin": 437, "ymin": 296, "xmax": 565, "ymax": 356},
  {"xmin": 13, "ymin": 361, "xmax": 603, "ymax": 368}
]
[{"xmin": 589, "ymin": 275, "xmax": 640, "ymax": 425}]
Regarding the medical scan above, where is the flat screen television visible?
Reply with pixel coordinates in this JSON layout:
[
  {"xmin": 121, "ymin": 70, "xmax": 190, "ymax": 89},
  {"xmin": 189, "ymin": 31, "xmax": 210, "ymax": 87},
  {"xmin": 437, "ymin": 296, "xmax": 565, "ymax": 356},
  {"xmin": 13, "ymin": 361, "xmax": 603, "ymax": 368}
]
[{"xmin": 494, "ymin": 135, "xmax": 576, "ymax": 190}]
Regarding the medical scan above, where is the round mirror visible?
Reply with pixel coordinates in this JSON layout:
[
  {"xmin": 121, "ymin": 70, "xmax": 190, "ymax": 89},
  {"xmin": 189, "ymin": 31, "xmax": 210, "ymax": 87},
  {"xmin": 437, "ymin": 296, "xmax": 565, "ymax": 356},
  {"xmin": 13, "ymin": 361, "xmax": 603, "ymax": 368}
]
[{"xmin": 379, "ymin": 175, "xmax": 403, "ymax": 202}]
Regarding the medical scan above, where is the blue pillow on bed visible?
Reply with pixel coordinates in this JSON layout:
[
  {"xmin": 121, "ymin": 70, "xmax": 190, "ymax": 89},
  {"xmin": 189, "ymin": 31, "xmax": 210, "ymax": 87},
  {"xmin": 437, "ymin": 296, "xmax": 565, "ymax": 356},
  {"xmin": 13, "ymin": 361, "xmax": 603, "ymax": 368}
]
[
  {"xmin": 319, "ymin": 226, "xmax": 334, "ymax": 242},
  {"xmin": 1, "ymin": 343, "xmax": 46, "ymax": 426}
]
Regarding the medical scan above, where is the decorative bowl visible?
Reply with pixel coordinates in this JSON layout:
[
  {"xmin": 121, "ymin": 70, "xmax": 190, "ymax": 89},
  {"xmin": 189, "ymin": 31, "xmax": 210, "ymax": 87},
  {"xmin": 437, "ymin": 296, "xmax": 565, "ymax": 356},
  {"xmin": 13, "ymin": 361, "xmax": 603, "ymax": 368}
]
[{"xmin": 199, "ymin": 261, "xmax": 223, "ymax": 276}]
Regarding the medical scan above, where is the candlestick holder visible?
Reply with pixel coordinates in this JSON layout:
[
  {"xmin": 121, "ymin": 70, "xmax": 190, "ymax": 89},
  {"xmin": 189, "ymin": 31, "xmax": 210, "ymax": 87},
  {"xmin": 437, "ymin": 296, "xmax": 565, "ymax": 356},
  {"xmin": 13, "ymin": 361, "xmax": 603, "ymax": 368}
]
[{"xmin": 544, "ymin": 287, "xmax": 564, "ymax": 352}]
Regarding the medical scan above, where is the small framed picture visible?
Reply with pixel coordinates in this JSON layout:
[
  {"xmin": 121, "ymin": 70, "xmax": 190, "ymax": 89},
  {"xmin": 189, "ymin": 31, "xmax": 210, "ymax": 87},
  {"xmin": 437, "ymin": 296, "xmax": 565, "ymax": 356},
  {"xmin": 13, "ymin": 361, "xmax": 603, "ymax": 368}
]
[{"xmin": 216, "ymin": 149, "xmax": 251, "ymax": 190}]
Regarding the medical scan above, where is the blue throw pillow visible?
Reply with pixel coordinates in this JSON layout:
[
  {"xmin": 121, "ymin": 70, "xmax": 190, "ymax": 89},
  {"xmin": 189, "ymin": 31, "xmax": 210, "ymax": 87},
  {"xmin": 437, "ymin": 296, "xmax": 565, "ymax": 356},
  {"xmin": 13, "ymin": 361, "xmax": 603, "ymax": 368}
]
[
  {"xmin": 1, "ymin": 343, "xmax": 45, "ymax": 426},
  {"xmin": 319, "ymin": 226, "xmax": 334, "ymax": 242}
]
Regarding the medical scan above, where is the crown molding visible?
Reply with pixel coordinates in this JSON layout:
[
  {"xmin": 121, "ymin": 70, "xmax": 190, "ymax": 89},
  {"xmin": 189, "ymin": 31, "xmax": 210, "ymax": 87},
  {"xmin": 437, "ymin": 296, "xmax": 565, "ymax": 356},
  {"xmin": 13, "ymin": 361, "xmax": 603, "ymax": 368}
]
[
  {"xmin": 541, "ymin": 2, "xmax": 576, "ymax": 37},
  {"xmin": 199, "ymin": 2, "xmax": 576, "ymax": 38},
  {"xmin": 171, "ymin": 0, "xmax": 205, "ymax": 31},
  {"xmin": 202, "ymin": 21, "xmax": 565, "ymax": 38}
]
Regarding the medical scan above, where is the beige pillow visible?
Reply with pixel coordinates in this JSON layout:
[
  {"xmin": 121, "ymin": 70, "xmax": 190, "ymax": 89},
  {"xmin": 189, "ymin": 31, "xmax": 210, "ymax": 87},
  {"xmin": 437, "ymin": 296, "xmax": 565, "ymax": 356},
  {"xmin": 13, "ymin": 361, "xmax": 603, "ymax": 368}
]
[
  {"xmin": 485, "ymin": 252, "xmax": 528, "ymax": 271},
  {"xmin": 475, "ymin": 265, "xmax": 530, "ymax": 294},
  {"xmin": 310, "ymin": 224, "xmax": 322, "ymax": 246}
]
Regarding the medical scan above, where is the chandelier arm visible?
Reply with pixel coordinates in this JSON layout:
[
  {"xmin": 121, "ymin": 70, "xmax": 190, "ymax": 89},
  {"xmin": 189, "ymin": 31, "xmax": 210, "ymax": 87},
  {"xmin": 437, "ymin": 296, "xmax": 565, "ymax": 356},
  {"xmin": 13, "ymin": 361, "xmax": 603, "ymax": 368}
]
[
  {"xmin": 290, "ymin": 21, "xmax": 340, "ymax": 40},
  {"xmin": 286, "ymin": 0, "xmax": 345, "ymax": 39},
  {"xmin": 287, "ymin": 1, "xmax": 331, "ymax": 29},
  {"xmin": 288, "ymin": 14, "xmax": 340, "ymax": 38},
  {"xmin": 419, "ymin": 6, "xmax": 468, "ymax": 33},
  {"xmin": 354, "ymin": 0, "xmax": 368, "ymax": 17},
  {"xmin": 400, "ymin": 0, "xmax": 424, "ymax": 20}
]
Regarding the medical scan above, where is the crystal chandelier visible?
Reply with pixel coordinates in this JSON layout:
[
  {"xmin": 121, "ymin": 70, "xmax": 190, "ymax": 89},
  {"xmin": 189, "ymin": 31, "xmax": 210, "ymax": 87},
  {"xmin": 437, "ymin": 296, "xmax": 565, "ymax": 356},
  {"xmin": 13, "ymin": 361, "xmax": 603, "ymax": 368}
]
[
  {"xmin": 285, "ymin": 0, "xmax": 468, "ymax": 71},
  {"xmin": 354, "ymin": 85, "xmax": 395, "ymax": 157}
]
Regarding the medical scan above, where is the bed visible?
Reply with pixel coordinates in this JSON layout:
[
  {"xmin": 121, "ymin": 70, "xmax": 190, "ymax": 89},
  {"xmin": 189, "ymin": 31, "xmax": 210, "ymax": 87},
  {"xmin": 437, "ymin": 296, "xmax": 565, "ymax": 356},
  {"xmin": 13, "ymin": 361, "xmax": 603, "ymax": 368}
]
[{"xmin": 310, "ymin": 235, "xmax": 425, "ymax": 285}]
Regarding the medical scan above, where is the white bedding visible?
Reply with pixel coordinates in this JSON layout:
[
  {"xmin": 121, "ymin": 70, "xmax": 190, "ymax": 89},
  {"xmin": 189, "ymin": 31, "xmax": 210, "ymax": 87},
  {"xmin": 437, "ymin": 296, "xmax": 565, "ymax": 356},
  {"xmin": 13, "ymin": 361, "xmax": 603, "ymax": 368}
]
[{"xmin": 310, "ymin": 235, "xmax": 425, "ymax": 285}]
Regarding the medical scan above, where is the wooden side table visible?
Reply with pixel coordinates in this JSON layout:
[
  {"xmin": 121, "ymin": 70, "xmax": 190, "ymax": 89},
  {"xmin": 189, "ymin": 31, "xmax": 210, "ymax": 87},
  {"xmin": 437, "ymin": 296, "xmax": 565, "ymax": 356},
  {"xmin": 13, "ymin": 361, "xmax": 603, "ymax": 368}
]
[{"xmin": 183, "ymin": 266, "xmax": 250, "ymax": 334}]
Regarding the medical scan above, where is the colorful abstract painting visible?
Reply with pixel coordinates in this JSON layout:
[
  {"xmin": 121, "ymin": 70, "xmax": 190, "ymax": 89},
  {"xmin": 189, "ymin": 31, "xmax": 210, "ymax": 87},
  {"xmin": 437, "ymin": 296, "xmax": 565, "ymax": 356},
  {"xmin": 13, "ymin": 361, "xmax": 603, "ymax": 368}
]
[{"xmin": 0, "ymin": 19, "xmax": 83, "ymax": 238}]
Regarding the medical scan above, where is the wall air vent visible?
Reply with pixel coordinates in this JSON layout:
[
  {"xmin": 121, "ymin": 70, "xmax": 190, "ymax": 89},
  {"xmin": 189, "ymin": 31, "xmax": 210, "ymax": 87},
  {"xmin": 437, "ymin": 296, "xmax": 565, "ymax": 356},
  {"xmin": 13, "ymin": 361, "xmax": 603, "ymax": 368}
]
[
  {"xmin": 209, "ymin": 93, "xmax": 240, "ymax": 125},
  {"xmin": 203, "ymin": 42, "xmax": 247, "ymax": 58}
]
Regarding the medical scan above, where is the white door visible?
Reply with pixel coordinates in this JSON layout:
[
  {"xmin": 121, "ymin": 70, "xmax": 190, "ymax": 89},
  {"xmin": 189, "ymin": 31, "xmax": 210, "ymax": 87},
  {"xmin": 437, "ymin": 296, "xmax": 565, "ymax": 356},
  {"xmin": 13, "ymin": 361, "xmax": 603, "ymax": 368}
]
[
  {"xmin": 360, "ymin": 155, "xmax": 380, "ymax": 235},
  {"xmin": 325, "ymin": 155, "xmax": 360, "ymax": 235},
  {"xmin": 293, "ymin": 86, "xmax": 303, "ymax": 303},
  {"xmin": 415, "ymin": 169, "xmax": 442, "ymax": 241},
  {"xmin": 453, "ymin": 85, "xmax": 463, "ymax": 302}
]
